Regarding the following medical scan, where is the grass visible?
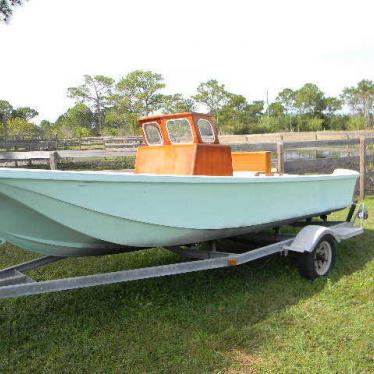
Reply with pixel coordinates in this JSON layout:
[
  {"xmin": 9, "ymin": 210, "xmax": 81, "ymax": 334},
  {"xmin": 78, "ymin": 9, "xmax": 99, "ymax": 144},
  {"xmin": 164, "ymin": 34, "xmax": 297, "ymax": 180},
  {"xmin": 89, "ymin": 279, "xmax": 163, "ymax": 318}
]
[{"xmin": 0, "ymin": 201, "xmax": 373, "ymax": 373}]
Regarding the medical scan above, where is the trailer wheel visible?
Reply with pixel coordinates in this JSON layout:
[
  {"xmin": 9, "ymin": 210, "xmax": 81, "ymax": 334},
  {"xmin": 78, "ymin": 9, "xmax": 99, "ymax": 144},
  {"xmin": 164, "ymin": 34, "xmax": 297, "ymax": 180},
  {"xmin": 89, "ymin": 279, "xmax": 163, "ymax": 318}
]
[{"xmin": 297, "ymin": 235, "xmax": 336, "ymax": 280}]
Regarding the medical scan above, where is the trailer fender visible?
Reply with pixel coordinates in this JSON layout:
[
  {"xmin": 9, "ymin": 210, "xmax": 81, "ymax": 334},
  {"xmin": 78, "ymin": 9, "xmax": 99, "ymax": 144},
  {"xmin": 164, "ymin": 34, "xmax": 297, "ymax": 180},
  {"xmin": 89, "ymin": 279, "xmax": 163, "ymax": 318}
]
[{"xmin": 284, "ymin": 225, "xmax": 340, "ymax": 253}]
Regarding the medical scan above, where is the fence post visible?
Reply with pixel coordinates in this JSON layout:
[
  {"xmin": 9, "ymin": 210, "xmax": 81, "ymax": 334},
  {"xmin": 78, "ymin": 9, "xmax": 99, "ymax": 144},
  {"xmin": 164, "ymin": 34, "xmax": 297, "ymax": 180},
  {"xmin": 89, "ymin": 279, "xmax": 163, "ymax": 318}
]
[
  {"xmin": 359, "ymin": 137, "xmax": 366, "ymax": 200},
  {"xmin": 277, "ymin": 142, "xmax": 284, "ymax": 174},
  {"xmin": 49, "ymin": 151, "xmax": 59, "ymax": 170}
]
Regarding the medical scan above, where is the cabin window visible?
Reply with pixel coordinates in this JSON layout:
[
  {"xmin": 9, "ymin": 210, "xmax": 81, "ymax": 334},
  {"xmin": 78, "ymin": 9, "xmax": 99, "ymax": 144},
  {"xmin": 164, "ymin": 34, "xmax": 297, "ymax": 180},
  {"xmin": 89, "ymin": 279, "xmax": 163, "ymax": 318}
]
[
  {"xmin": 197, "ymin": 119, "xmax": 215, "ymax": 143},
  {"xmin": 143, "ymin": 122, "xmax": 163, "ymax": 145},
  {"xmin": 166, "ymin": 119, "xmax": 194, "ymax": 144}
]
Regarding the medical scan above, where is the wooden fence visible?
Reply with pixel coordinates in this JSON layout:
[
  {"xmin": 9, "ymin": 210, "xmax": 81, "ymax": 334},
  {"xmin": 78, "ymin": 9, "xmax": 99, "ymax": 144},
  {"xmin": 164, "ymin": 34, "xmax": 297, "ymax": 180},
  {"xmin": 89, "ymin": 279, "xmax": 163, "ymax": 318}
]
[
  {"xmin": 0, "ymin": 136, "xmax": 373, "ymax": 198},
  {"xmin": 2, "ymin": 129, "xmax": 374, "ymax": 151},
  {"xmin": 231, "ymin": 137, "xmax": 373, "ymax": 199},
  {"xmin": 220, "ymin": 129, "xmax": 374, "ymax": 144},
  {"xmin": 0, "ymin": 136, "xmax": 143, "ymax": 151}
]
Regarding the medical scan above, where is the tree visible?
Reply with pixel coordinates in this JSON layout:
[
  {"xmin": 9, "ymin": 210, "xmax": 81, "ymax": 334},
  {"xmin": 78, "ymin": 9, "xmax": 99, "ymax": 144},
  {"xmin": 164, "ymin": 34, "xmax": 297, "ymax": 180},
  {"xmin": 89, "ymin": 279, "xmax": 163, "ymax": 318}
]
[
  {"xmin": 257, "ymin": 116, "xmax": 283, "ymax": 133},
  {"xmin": 103, "ymin": 106, "xmax": 138, "ymax": 135},
  {"xmin": 68, "ymin": 75, "xmax": 114, "ymax": 135},
  {"xmin": 162, "ymin": 94, "xmax": 195, "ymax": 113},
  {"xmin": 342, "ymin": 79, "xmax": 374, "ymax": 127},
  {"xmin": 219, "ymin": 94, "xmax": 249, "ymax": 133},
  {"xmin": 276, "ymin": 88, "xmax": 296, "ymax": 116},
  {"xmin": 0, "ymin": 0, "xmax": 26, "ymax": 22},
  {"xmin": 323, "ymin": 97, "xmax": 342, "ymax": 117},
  {"xmin": 110, "ymin": 70, "xmax": 166, "ymax": 135},
  {"xmin": 0, "ymin": 100, "xmax": 13, "ymax": 139},
  {"xmin": 115, "ymin": 70, "xmax": 165, "ymax": 116},
  {"xmin": 11, "ymin": 106, "xmax": 38, "ymax": 121},
  {"xmin": 40, "ymin": 120, "xmax": 56, "ymax": 138},
  {"xmin": 193, "ymin": 79, "xmax": 230, "ymax": 124},
  {"xmin": 226, "ymin": 94, "xmax": 248, "ymax": 112},
  {"xmin": 294, "ymin": 83, "xmax": 325, "ymax": 116},
  {"xmin": 53, "ymin": 114, "xmax": 74, "ymax": 138},
  {"xmin": 64, "ymin": 103, "xmax": 93, "ymax": 129},
  {"xmin": 52, "ymin": 103, "xmax": 94, "ymax": 138},
  {"xmin": 322, "ymin": 96, "xmax": 342, "ymax": 129},
  {"xmin": 246, "ymin": 100, "xmax": 264, "ymax": 118},
  {"xmin": 0, "ymin": 101, "xmax": 40, "ymax": 138},
  {"xmin": 219, "ymin": 95, "xmax": 265, "ymax": 134},
  {"xmin": 7, "ymin": 117, "xmax": 37, "ymax": 138},
  {"xmin": 74, "ymin": 127, "xmax": 91, "ymax": 140},
  {"xmin": 347, "ymin": 115, "xmax": 366, "ymax": 130},
  {"xmin": 275, "ymin": 84, "xmax": 342, "ymax": 131},
  {"xmin": 295, "ymin": 117, "xmax": 324, "ymax": 132},
  {"xmin": 267, "ymin": 102, "xmax": 285, "ymax": 117}
]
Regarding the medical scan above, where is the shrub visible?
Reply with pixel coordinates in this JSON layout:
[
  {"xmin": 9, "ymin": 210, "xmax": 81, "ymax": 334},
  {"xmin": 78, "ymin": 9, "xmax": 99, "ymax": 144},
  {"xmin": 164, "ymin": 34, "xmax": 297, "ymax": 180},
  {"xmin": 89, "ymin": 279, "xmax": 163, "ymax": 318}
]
[{"xmin": 347, "ymin": 116, "xmax": 366, "ymax": 130}]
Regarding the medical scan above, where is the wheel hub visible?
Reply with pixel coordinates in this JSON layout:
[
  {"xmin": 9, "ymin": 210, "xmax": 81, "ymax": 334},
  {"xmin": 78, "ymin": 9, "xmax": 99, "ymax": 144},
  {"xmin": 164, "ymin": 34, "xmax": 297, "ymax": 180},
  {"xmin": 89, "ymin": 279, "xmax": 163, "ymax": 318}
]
[{"xmin": 314, "ymin": 241, "xmax": 332, "ymax": 276}]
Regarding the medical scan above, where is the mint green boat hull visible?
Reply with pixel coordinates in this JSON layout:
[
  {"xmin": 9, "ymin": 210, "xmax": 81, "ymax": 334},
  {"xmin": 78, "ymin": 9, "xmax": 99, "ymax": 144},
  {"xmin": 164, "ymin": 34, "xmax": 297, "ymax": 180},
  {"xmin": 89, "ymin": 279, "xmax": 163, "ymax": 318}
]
[{"xmin": 0, "ymin": 168, "xmax": 358, "ymax": 256}]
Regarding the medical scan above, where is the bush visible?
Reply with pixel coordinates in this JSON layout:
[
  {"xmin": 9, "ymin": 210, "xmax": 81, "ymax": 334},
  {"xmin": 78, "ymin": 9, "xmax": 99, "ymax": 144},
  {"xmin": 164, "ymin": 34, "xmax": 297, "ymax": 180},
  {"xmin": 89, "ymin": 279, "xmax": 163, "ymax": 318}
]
[
  {"xmin": 295, "ymin": 117, "xmax": 323, "ymax": 131},
  {"xmin": 102, "ymin": 127, "xmax": 119, "ymax": 136},
  {"xmin": 258, "ymin": 116, "xmax": 290, "ymax": 133},
  {"xmin": 74, "ymin": 127, "xmax": 92, "ymax": 138},
  {"xmin": 7, "ymin": 118, "xmax": 38, "ymax": 139},
  {"xmin": 327, "ymin": 115, "xmax": 349, "ymax": 130},
  {"xmin": 347, "ymin": 116, "xmax": 366, "ymax": 130}
]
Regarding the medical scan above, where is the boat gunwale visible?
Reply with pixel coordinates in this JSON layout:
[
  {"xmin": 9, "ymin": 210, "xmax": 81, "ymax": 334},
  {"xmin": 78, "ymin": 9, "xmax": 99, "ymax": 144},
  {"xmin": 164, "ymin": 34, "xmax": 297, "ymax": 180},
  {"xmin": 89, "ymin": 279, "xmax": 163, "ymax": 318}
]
[{"xmin": 0, "ymin": 168, "xmax": 360, "ymax": 184}]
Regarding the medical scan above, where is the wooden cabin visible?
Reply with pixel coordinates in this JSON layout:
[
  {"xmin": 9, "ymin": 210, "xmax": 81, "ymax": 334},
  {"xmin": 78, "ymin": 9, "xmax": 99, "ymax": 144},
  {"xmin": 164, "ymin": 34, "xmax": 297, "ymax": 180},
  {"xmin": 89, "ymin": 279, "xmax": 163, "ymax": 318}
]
[{"xmin": 135, "ymin": 112, "xmax": 272, "ymax": 176}]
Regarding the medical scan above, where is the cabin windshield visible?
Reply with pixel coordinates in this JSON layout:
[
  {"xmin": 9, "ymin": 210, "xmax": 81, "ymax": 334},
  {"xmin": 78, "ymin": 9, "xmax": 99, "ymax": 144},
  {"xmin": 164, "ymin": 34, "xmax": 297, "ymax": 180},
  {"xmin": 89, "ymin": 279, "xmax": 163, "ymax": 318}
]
[
  {"xmin": 166, "ymin": 118, "xmax": 194, "ymax": 144},
  {"xmin": 197, "ymin": 119, "xmax": 215, "ymax": 143},
  {"xmin": 143, "ymin": 122, "xmax": 163, "ymax": 145}
]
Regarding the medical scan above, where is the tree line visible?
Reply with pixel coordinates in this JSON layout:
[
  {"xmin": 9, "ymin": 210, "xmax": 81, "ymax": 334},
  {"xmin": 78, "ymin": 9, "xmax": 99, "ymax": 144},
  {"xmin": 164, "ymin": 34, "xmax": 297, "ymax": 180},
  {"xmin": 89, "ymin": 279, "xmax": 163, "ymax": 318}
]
[{"xmin": 1, "ymin": 71, "xmax": 374, "ymax": 139}]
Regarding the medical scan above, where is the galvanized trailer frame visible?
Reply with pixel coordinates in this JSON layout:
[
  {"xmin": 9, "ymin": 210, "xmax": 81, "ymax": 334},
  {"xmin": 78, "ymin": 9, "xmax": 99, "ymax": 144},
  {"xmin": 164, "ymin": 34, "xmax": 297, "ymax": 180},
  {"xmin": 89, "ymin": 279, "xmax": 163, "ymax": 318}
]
[{"xmin": 0, "ymin": 204, "xmax": 366, "ymax": 299}]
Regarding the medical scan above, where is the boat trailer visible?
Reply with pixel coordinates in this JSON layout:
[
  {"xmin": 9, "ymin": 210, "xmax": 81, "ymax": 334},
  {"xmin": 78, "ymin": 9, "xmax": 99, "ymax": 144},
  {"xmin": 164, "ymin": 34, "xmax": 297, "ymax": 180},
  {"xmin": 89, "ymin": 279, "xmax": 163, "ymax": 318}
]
[{"xmin": 0, "ymin": 203, "xmax": 367, "ymax": 299}]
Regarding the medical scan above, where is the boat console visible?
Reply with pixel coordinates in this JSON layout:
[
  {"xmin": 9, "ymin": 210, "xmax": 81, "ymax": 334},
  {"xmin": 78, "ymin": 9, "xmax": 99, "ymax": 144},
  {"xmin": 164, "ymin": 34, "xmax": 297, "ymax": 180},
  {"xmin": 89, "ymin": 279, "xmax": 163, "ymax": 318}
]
[{"xmin": 135, "ymin": 112, "xmax": 272, "ymax": 176}]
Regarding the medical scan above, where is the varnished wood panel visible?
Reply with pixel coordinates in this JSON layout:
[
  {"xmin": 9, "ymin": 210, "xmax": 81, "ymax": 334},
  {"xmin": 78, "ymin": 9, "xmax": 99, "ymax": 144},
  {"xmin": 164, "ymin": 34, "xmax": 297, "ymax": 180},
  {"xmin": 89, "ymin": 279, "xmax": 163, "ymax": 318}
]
[{"xmin": 232, "ymin": 152, "xmax": 272, "ymax": 174}]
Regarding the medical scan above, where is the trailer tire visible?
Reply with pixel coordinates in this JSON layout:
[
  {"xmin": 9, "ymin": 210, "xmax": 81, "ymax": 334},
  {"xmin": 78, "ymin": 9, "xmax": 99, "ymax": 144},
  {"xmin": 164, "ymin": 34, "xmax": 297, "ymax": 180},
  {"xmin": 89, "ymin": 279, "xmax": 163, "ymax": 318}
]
[{"xmin": 297, "ymin": 235, "xmax": 336, "ymax": 280}]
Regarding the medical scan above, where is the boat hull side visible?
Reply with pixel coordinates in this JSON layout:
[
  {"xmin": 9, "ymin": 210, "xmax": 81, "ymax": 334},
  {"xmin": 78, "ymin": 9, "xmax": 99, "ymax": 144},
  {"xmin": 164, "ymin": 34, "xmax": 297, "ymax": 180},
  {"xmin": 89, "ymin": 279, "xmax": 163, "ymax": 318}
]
[
  {"xmin": 0, "ymin": 190, "xmax": 345, "ymax": 256},
  {"xmin": 0, "ymin": 193, "xmax": 132, "ymax": 256},
  {"xmin": 0, "ymin": 171, "xmax": 357, "ymax": 229},
  {"xmin": 0, "ymin": 168, "xmax": 358, "ymax": 255}
]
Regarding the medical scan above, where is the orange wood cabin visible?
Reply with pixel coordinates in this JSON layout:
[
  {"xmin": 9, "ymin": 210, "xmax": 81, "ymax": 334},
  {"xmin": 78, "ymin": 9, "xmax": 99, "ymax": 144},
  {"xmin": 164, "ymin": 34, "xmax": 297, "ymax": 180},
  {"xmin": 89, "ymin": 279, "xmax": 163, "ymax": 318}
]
[{"xmin": 134, "ymin": 112, "xmax": 272, "ymax": 176}]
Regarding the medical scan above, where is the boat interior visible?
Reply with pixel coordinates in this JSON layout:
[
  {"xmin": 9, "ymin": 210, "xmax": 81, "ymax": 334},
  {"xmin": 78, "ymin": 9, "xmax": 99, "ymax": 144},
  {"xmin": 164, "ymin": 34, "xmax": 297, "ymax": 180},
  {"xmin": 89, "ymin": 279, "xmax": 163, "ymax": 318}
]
[{"xmin": 135, "ymin": 112, "xmax": 273, "ymax": 176}]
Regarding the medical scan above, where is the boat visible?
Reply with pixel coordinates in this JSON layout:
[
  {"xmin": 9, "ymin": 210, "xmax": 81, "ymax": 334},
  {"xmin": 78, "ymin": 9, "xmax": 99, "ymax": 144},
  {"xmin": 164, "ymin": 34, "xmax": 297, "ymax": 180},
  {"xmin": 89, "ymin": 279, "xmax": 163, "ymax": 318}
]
[{"xmin": 0, "ymin": 112, "xmax": 359, "ymax": 257}]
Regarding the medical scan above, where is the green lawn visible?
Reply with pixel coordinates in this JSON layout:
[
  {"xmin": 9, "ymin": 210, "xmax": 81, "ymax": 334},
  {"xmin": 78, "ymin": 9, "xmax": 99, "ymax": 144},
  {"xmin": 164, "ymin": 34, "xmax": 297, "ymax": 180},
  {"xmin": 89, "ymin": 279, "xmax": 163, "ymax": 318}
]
[{"xmin": 0, "ymin": 201, "xmax": 373, "ymax": 374}]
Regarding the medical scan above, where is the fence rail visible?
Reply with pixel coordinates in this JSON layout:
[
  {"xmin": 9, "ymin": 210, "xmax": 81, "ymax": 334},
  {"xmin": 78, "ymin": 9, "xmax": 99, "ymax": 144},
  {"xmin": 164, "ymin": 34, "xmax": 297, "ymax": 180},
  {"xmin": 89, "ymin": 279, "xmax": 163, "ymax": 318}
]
[
  {"xmin": 0, "ymin": 136, "xmax": 373, "ymax": 198},
  {"xmin": 0, "ymin": 136, "xmax": 143, "ymax": 151},
  {"xmin": 2, "ymin": 129, "xmax": 374, "ymax": 151}
]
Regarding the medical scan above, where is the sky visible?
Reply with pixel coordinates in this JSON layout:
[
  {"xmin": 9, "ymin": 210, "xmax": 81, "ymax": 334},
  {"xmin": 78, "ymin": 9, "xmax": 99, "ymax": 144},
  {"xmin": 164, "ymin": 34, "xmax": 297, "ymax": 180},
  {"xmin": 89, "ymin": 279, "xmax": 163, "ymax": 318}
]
[{"xmin": 1, "ymin": 0, "xmax": 374, "ymax": 122}]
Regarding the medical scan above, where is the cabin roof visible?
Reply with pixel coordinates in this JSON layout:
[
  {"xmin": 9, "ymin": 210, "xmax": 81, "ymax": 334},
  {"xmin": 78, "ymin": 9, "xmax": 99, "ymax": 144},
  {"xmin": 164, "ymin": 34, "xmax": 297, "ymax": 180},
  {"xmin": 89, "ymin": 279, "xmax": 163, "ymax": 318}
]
[{"xmin": 138, "ymin": 112, "xmax": 212, "ymax": 123}]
